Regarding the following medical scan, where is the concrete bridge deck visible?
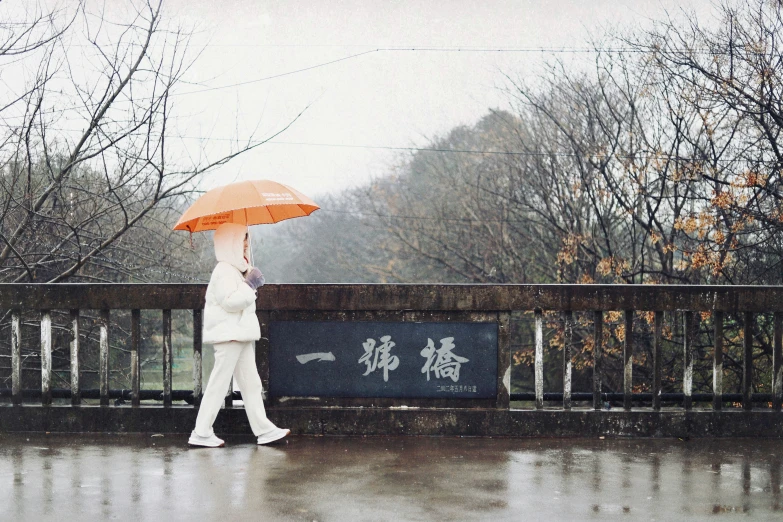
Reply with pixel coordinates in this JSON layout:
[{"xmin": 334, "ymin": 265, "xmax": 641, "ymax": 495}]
[{"xmin": 1, "ymin": 434, "xmax": 781, "ymax": 521}]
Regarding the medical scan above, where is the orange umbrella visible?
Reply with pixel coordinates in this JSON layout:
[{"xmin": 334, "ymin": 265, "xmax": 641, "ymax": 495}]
[{"xmin": 173, "ymin": 179, "xmax": 319, "ymax": 233}]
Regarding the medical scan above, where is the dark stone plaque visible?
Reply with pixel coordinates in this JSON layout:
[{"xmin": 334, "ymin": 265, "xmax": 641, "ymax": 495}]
[{"xmin": 269, "ymin": 321, "xmax": 498, "ymax": 398}]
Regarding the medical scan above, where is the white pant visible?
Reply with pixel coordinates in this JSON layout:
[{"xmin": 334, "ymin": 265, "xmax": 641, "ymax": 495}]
[{"xmin": 194, "ymin": 341, "xmax": 277, "ymax": 437}]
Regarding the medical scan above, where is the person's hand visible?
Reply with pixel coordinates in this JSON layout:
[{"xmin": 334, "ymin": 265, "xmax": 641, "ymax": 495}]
[{"xmin": 244, "ymin": 267, "xmax": 265, "ymax": 290}]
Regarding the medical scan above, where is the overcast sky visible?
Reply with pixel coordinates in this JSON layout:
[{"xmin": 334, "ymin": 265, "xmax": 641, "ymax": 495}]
[{"xmin": 102, "ymin": 1, "xmax": 726, "ymax": 198}]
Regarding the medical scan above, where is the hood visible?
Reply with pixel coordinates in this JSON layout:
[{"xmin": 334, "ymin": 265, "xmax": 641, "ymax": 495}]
[{"xmin": 213, "ymin": 223, "xmax": 249, "ymax": 272}]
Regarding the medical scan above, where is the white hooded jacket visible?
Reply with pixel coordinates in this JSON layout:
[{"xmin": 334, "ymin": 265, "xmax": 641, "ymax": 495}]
[{"xmin": 202, "ymin": 223, "xmax": 261, "ymax": 345}]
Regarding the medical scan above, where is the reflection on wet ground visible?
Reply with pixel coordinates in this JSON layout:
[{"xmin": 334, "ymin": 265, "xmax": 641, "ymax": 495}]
[{"xmin": 0, "ymin": 434, "xmax": 781, "ymax": 521}]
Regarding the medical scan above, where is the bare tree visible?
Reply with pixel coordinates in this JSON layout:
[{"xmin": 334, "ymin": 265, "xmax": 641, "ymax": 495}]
[
  {"xmin": 0, "ymin": 0, "xmax": 304, "ymax": 392},
  {"xmin": 0, "ymin": 0, "xmax": 300, "ymax": 283},
  {"xmin": 633, "ymin": 0, "xmax": 783, "ymax": 285}
]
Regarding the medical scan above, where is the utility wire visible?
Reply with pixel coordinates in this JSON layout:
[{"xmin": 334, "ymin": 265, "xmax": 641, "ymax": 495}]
[
  {"xmin": 0, "ymin": 44, "xmax": 756, "ymax": 109},
  {"xmin": 193, "ymin": 137, "xmax": 770, "ymax": 165},
  {"xmin": 317, "ymin": 206, "xmax": 726, "ymax": 224},
  {"xmin": 262, "ymin": 140, "xmax": 758, "ymax": 163},
  {"xmin": 196, "ymin": 44, "xmax": 610, "ymax": 49},
  {"xmin": 181, "ymin": 44, "xmax": 724, "ymax": 53},
  {"xmin": 19, "ymin": 125, "xmax": 746, "ymax": 164},
  {"xmin": 0, "ymin": 122, "xmax": 768, "ymax": 164},
  {"xmin": 319, "ymin": 207, "xmax": 523, "ymax": 223},
  {"xmin": 172, "ymin": 45, "xmax": 730, "ymax": 96},
  {"xmin": 173, "ymin": 49, "xmax": 378, "ymax": 95}
]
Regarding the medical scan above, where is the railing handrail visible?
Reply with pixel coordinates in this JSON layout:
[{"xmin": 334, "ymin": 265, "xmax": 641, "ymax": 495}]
[
  {"xmin": 2, "ymin": 283, "xmax": 783, "ymax": 311},
  {"xmin": 1, "ymin": 283, "xmax": 782, "ymax": 418}
]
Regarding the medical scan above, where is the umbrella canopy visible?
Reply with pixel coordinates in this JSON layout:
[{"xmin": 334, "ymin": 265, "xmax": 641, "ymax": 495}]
[{"xmin": 173, "ymin": 179, "xmax": 319, "ymax": 232}]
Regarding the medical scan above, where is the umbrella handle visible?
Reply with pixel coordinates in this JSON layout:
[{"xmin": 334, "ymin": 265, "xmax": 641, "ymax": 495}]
[
  {"xmin": 245, "ymin": 208, "xmax": 255, "ymax": 268},
  {"xmin": 249, "ymin": 230, "xmax": 255, "ymax": 268}
]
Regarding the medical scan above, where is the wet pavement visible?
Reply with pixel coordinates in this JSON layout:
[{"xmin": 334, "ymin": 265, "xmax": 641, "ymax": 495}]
[{"xmin": 0, "ymin": 434, "xmax": 781, "ymax": 521}]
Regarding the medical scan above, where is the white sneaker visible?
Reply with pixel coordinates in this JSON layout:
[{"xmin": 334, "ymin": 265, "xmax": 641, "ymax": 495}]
[
  {"xmin": 257, "ymin": 428, "xmax": 290, "ymax": 445},
  {"xmin": 188, "ymin": 431, "xmax": 225, "ymax": 447}
]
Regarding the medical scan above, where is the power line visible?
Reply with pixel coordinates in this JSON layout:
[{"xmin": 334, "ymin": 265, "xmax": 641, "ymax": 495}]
[
  {"xmin": 317, "ymin": 207, "xmax": 717, "ymax": 226},
  {"xmin": 198, "ymin": 44, "xmax": 648, "ymax": 52},
  {"xmin": 365, "ymin": 46, "xmax": 656, "ymax": 53},
  {"xmin": 173, "ymin": 45, "xmax": 722, "ymax": 96},
  {"xmin": 0, "ymin": 49, "xmax": 380, "ymax": 111},
  {"xmin": 244, "ymin": 139, "xmax": 764, "ymax": 165},
  {"xmin": 320, "ymin": 207, "xmax": 518, "ymax": 223},
  {"xmin": 175, "ymin": 46, "xmax": 605, "ymax": 95},
  {"xmin": 173, "ymin": 49, "xmax": 378, "ymax": 95},
  {"xmin": 0, "ymin": 44, "xmax": 743, "ymax": 106},
  {"xmin": 258, "ymin": 140, "xmax": 646, "ymax": 159},
  {"xmin": 194, "ymin": 43, "xmax": 724, "ymax": 54},
  {"xmin": 0, "ymin": 122, "xmax": 766, "ymax": 164}
]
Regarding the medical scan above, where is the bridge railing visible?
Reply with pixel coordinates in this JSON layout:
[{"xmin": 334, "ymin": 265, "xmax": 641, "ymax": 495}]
[{"xmin": 1, "ymin": 283, "xmax": 781, "ymax": 412}]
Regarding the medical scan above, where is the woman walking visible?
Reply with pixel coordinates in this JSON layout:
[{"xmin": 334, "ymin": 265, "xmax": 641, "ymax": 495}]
[{"xmin": 189, "ymin": 222, "xmax": 289, "ymax": 447}]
